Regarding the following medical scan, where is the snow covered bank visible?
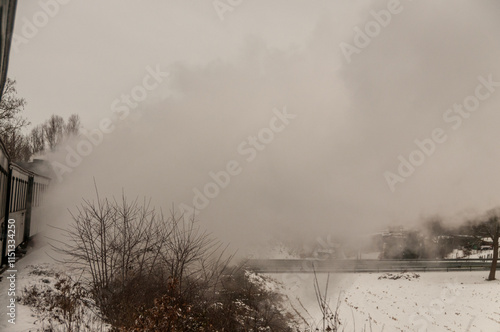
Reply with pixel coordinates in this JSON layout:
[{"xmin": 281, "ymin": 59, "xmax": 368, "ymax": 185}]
[{"xmin": 0, "ymin": 246, "xmax": 109, "ymax": 332}]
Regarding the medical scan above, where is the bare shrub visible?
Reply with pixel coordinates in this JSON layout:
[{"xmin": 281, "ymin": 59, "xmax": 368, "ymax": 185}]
[
  {"xmin": 123, "ymin": 269, "xmax": 297, "ymax": 332},
  {"xmin": 51, "ymin": 188, "xmax": 235, "ymax": 329}
]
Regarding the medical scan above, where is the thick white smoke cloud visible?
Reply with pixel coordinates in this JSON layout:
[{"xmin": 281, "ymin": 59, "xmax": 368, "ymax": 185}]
[{"xmin": 37, "ymin": 0, "xmax": 500, "ymax": 254}]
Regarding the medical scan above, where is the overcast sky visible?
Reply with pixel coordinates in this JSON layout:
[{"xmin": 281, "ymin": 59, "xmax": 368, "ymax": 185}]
[{"xmin": 9, "ymin": 1, "xmax": 500, "ymax": 251}]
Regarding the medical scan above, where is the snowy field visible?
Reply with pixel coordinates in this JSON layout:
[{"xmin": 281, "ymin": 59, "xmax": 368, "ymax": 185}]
[
  {"xmin": 270, "ymin": 270, "xmax": 500, "ymax": 331},
  {"xmin": 2, "ymin": 245, "xmax": 500, "ymax": 331}
]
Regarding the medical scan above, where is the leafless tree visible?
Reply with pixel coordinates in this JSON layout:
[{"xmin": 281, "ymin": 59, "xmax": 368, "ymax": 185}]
[
  {"xmin": 43, "ymin": 114, "xmax": 65, "ymax": 150},
  {"xmin": 65, "ymin": 114, "xmax": 81, "ymax": 136},
  {"xmin": 0, "ymin": 78, "xmax": 30, "ymax": 159},
  {"xmin": 471, "ymin": 209, "xmax": 500, "ymax": 281},
  {"xmin": 0, "ymin": 78, "xmax": 28, "ymax": 132},
  {"xmin": 16, "ymin": 135, "xmax": 32, "ymax": 161},
  {"xmin": 0, "ymin": 79, "xmax": 85, "ymax": 159},
  {"xmin": 29, "ymin": 124, "xmax": 45, "ymax": 155}
]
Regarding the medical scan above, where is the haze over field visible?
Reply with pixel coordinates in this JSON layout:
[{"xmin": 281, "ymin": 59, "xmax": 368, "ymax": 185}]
[{"xmin": 10, "ymin": 0, "xmax": 500, "ymax": 251}]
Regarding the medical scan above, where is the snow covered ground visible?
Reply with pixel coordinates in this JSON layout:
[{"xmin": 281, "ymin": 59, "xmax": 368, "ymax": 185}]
[
  {"xmin": 271, "ymin": 270, "xmax": 500, "ymax": 331},
  {"xmin": 0, "ymin": 244, "xmax": 109, "ymax": 332},
  {"xmin": 0, "ymin": 246, "xmax": 51, "ymax": 331},
  {"xmin": 3, "ymin": 243, "xmax": 500, "ymax": 331}
]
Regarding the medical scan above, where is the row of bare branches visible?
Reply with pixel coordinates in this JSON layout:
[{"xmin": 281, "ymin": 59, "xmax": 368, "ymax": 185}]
[{"xmin": 50, "ymin": 188, "xmax": 234, "ymax": 327}]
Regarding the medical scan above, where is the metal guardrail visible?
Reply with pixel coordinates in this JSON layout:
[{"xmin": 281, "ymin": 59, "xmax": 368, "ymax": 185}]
[{"xmin": 245, "ymin": 259, "xmax": 498, "ymax": 273}]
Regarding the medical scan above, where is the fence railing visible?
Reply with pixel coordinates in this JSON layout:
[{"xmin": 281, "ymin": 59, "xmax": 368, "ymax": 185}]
[{"xmin": 246, "ymin": 259, "xmax": 498, "ymax": 273}]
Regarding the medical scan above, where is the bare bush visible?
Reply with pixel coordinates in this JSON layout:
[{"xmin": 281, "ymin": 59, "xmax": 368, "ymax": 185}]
[
  {"xmin": 51, "ymin": 188, "xmax": 236, "ymax": 328},
  {"xmin": 18, "ymin": 266, "xmax": 107, "ymax": 332},
  {"xmin": 124, "ymin": 269, "xmax": 297, "ymax": 332}
]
